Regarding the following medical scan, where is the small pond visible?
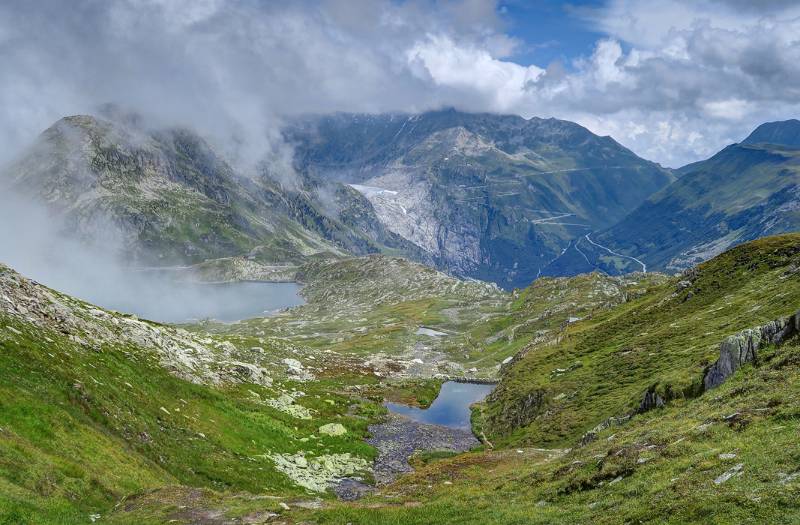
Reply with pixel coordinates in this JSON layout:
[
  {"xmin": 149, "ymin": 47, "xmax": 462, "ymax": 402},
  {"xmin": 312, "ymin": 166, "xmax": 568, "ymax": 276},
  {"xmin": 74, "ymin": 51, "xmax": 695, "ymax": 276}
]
[
  {"xmin": 91, "ymin": 281, "xmax": 304, "ymax": 324},
  {"xmin": 385, "ymin": 381, "xmax": 495, "ymax": 430}
]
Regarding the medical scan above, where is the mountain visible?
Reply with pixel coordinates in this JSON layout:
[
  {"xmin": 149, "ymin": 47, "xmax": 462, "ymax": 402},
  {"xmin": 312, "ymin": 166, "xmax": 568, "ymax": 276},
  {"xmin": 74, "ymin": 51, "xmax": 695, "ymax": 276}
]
[
  {"xmin": 1, "ymin": 113, "xmax": 425, "ymax": 271},
  {"xmin": 3, "ymin": 109, "xmax": 674, "ymax": 287},
  {"xmin": 565, "ymin": 119, "xmax": 800, "ymax": 274},
  {"xmin": 741, "ymin": 118, "xmax": 800, "ymax": 148},
  {"xmin": 287, "ymin": 109, "xmax": 674, "ymax": 288}
]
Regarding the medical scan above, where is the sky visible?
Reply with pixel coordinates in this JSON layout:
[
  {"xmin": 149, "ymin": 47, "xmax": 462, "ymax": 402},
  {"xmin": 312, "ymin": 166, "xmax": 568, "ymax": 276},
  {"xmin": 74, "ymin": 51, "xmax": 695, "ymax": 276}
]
[{"xmin": 2, "ymin": 0, "xmax": 800, "ymax": 168}]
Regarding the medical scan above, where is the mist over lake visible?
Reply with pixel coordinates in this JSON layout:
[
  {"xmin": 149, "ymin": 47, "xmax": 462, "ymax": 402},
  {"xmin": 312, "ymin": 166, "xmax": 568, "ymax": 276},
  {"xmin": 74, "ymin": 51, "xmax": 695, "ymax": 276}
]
[{"xmin": 94, "ymin": 281, "xmax": 305, "ymax": 324}]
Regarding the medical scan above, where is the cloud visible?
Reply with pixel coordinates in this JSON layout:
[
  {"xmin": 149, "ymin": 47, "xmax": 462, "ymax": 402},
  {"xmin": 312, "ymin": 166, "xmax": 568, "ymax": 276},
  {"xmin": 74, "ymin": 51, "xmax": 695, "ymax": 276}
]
[
  {"xmin": 406, "ymin": 35, "xmax": 544, "ymax": 110},
  {"xmin": 2, "ymin": 0, "xmax": 800, "ymax": 170},
  {"xmin": 552, "ymin": 0, "xmax": 800, "ymax": 164},
  {"xmin": 0, "ymin": 0, "xmax": 505, "ymax": 170}
]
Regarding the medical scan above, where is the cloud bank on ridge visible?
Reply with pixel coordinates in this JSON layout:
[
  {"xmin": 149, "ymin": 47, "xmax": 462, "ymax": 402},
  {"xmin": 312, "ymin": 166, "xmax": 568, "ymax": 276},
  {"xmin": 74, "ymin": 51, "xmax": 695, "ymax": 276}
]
[{"xmin": 2, "ymin": 0, "xmax": 800, "ymax": 169}]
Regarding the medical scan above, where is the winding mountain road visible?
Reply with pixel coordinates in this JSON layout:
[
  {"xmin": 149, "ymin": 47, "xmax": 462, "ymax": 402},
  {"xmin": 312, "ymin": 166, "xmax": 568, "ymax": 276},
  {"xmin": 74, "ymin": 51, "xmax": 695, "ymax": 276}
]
[{"xmin": 584, "ymin": 233, "xmax": 646, "ymax": 273}]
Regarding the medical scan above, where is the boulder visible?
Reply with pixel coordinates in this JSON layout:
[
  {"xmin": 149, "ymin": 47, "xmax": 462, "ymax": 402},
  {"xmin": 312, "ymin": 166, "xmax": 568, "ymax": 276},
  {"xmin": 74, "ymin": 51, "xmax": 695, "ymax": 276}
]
[
  {"xmin": 638, "ymin": 389, "xmax": 665, "ymax": 413},
  {"xmin": 318, "ymin": 423, "xmax": 347, "ymax": 436}
]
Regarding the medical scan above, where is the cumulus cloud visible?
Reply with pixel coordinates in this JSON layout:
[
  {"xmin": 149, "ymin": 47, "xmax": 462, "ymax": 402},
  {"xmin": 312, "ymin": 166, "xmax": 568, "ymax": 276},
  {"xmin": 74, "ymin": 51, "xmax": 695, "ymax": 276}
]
[
  {"xmin": 545, "ymin": 0, "xmax": 800, "ymax": 164},
  {"xmin": 2, "ymin": 0, "xmax": 800, "ymax": 170}
]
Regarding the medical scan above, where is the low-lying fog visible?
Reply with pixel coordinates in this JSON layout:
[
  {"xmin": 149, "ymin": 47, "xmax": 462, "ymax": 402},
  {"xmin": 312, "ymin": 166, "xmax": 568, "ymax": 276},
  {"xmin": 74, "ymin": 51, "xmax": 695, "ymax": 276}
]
[{"xmin": 0, "ymin": 194, "xmax": 304, "ymax": 324}]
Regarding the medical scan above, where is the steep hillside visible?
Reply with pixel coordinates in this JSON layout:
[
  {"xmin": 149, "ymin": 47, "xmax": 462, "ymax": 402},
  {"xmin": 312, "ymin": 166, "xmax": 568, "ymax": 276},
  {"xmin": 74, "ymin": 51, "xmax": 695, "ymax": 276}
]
[
  {"xmin": 0, "ymin": 262, "xmax": 390, "ymax": 523},
  {"xmin": 484, "ymin": 234, "xmax": 800, "ymax": 447},
  {"xmin": 1, "ymin": 113, "xmax": 422, "ymax": 271},
  {"xmin": 582, "ymin": 120, "xmax": 800, "ymax": 274},
  {"xmin": 288, "ymin": 109, "xmax": 673, "ymax": 287}
]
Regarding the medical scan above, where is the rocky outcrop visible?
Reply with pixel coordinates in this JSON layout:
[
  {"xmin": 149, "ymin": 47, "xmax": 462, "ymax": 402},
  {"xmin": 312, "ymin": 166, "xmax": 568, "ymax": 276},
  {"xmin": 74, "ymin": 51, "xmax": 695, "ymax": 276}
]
[
  {"xmin": 704, "ymin": 310, "xmax": 800, "ymax": 390},
  {"xmin": 581, "ymin": 309, "xmax": 799, "ymax": 445},
  {"xmin": 318, "ymin": 423, "xmax": 348, "ymax": 436},
  {"xmin": 638, "ymin": 389, "xmax": 666, "ymax": 413},
  {"xmin": 268, "ymin": 452, "xmax": 369, "ymax": 493},
  {"xmin": 580, "ymin": 415, "xmax": 631, "ymax": 446},
  {"xmin": 0, "ymin": 263, "xmax": 275, "ymax": 387},
  {"xmin": 487, "ymin": 389, "xmax": 546, "ymax": 430}
]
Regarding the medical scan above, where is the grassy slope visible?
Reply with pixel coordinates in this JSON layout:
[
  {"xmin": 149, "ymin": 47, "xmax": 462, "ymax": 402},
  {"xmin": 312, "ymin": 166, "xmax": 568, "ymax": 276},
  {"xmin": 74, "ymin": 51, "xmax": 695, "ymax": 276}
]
[
  {"xmin": 301, "ymin": 234, "xmax": 800, "ymax": 524},
  {"xmin": 485, "ymin": 234, "xmax": 800, "ymax": 447},
  {"xmin": 0, "ymin": 300, "xmax": 380, "ymax": 524},
  {"xmin": 3, "ymin": 236, "xmax": 800, "ymax": 524},
  {"xmin": 304, "ymin": 338, "xmax": 800, "ymax": 524}
]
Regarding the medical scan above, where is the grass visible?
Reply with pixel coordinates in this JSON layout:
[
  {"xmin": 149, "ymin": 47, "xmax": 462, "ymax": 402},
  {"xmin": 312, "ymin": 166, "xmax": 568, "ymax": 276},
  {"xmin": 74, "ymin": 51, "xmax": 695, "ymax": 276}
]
[
  {"xmin": 299, "ymin": 274, "xmax": 800, "ymax": 524},
  {"xmin": 484, "ymin": 234, "xmax": 800, "ymax": 448},
  {"xmin": 2, "ymin": 235, "xmax": 800, "ymax": 524},
  {"xmin": 0, "ymin": 312, "xmax": 381, "ymax": 524}
]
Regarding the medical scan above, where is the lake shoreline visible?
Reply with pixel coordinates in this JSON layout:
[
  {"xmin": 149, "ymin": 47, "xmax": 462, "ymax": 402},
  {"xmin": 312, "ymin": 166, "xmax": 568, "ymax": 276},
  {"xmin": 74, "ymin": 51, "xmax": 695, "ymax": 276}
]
[{"xmin": 335, "ymin": 381, "xmax": 494, "ymax": 500}]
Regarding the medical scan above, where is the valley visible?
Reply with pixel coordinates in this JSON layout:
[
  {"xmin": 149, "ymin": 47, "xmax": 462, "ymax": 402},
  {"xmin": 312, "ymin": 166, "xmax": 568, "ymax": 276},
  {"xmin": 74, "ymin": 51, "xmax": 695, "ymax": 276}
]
[
  {"xmin": 3, "ymin": 232, "xmax": 800, "ymax": 524},
  {"xmin": 2, "ymin": 111, "xmax": 800, "ymax": 525}
]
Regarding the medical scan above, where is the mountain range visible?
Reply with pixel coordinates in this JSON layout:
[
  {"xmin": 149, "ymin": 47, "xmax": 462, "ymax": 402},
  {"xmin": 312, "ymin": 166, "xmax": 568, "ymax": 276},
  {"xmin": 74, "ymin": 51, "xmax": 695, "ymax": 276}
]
[
  {"xmin": 3, "ymin": 109, "xmax": 800, "ymax": 288},
  {"xmin": 564, "ymin": 119, "xmax": 800, "ymax": 275},
  {"xmin": 2, "ymin": 109, "xmax": 677, "ymax": 288},
  {"xmin": 1, "ymin": 111, "xmax": 429, "ymax": 272},
  {"xmin": 288, "ymin": 109, "xmax": 673, "ymax": 287}
]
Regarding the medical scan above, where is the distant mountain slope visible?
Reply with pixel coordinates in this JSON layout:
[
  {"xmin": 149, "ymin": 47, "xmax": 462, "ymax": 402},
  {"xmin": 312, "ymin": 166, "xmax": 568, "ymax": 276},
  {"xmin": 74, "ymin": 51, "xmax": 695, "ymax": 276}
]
[
  {"xmin": 741, "ymin": 118, "xmax": 800, "ymax": 148},
  {"xmin": 288, "ymin": 109, "xmax": 674, "ymax": 288},
  {"xmin": 580, "ymin": 120, "xmax": 800, "ymax": 274},
  {"xmin": 1, "ymin": 113, "xmax": 424, "ymax": 269}
]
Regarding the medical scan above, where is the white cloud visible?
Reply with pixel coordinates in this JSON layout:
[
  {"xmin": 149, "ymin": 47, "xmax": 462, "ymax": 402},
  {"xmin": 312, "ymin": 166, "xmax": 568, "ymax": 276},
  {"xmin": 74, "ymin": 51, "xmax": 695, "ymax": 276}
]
[
  {"xmin": 406, "ymin": 35, "xmax": 544, "ymax": 111},
  {"xmin": 701, "ymin": 98, "xmax": 753, "ymax": 121},
  {"xmin": 2, "ymin": 0, "xmax": 800, "ymax": 169}
]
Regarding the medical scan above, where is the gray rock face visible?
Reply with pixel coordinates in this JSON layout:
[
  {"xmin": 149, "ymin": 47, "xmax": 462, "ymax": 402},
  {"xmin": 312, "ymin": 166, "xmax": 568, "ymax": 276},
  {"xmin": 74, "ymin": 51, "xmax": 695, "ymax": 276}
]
[
  {"xmin": 488, "ymin": 389, "xmax": 546, "ymax": 430},
  {"xmin": 289, "ymin": 110, "xmax": 673, "ymax": 288},
  {"xmin": 638, "ymin": 389, "xmax": 666, "ymax": 413},
  {"xmin": 579, "ymin": 415, "xmax": 631, "ymax": 446},
  {"xmin": 704, "ymin": 310, "xmax": 800, "ymax": 390}
]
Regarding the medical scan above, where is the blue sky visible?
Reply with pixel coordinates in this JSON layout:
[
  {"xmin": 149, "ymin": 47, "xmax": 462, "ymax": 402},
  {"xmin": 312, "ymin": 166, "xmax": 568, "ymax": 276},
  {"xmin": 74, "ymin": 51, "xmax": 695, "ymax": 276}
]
[{"xmin": 499, "ymin": 0, "xmax": 606, "ymax": 67}]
